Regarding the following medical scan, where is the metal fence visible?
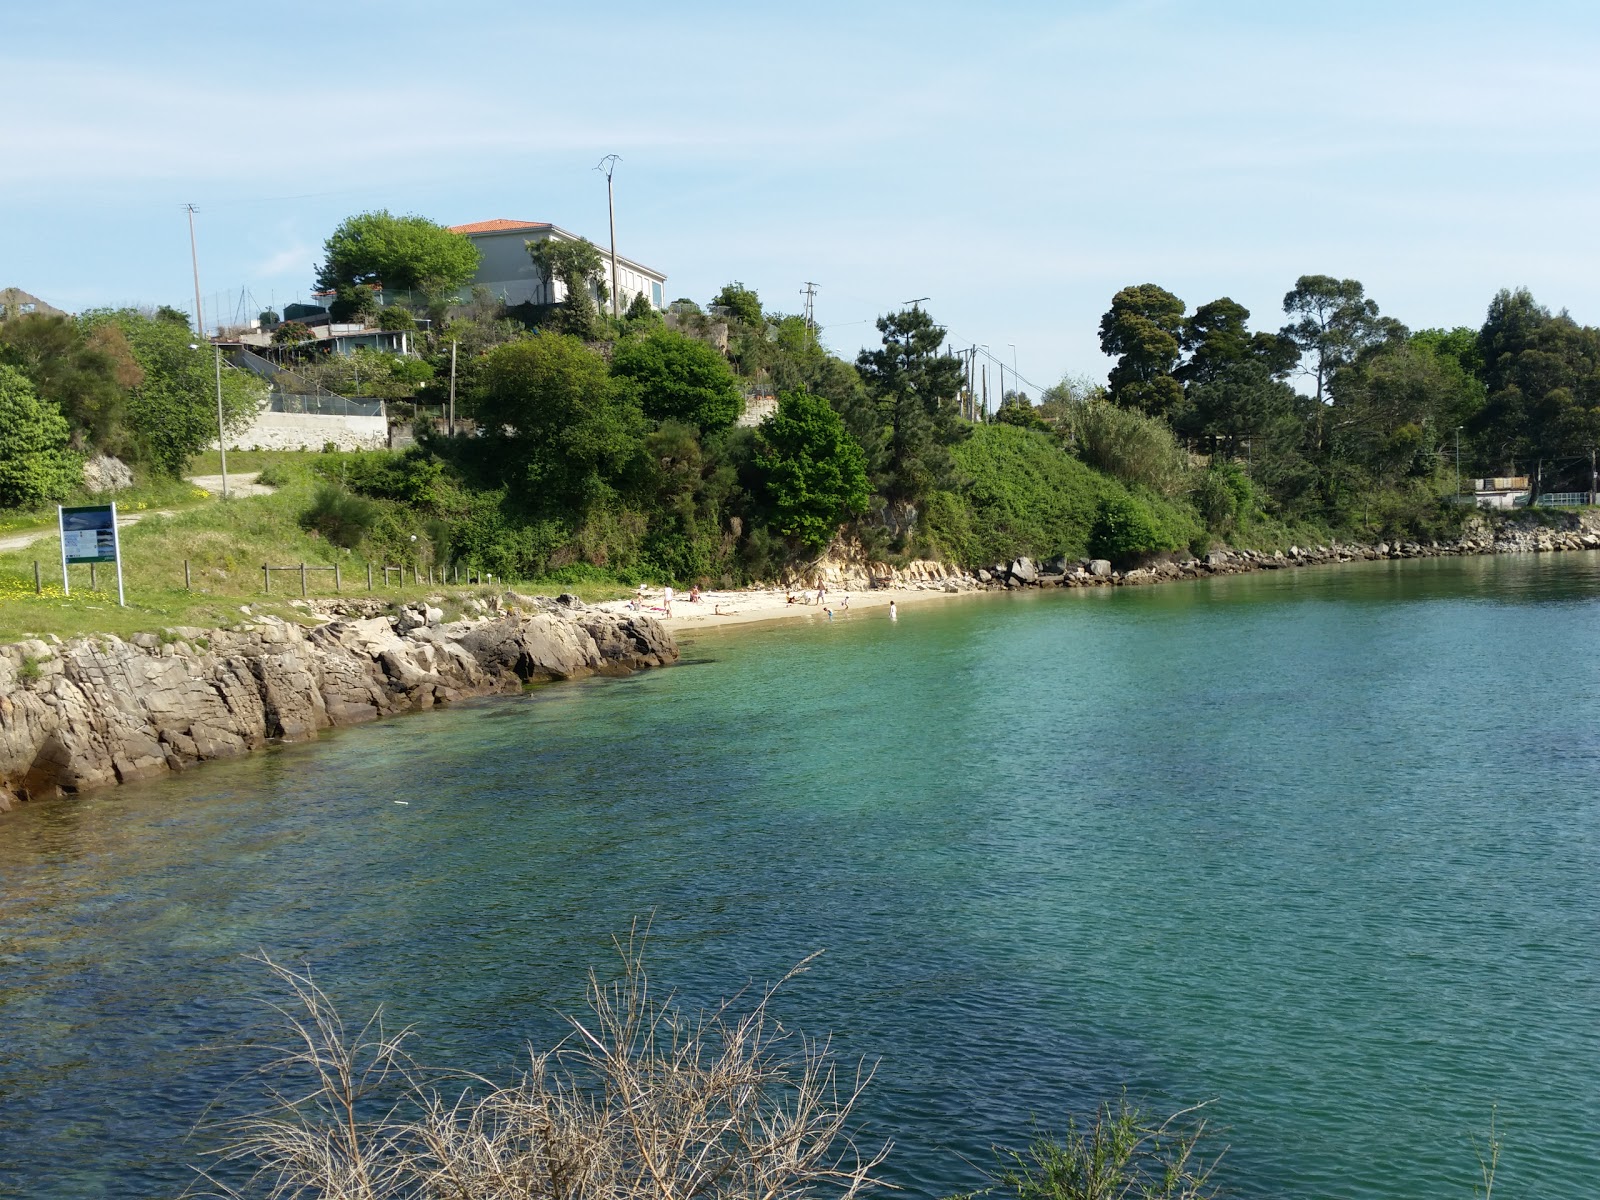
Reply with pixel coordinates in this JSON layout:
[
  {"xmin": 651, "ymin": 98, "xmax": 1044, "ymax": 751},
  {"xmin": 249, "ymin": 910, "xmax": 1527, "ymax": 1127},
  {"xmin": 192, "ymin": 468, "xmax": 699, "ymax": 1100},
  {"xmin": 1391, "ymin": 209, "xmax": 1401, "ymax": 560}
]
[
  {"xmin": 268, "ymin": 393, "xmax": 385, "ymax": 417},
  {"xmin": 1534, "ymin": 492, "xmax": 1592, "ymax": 508}
]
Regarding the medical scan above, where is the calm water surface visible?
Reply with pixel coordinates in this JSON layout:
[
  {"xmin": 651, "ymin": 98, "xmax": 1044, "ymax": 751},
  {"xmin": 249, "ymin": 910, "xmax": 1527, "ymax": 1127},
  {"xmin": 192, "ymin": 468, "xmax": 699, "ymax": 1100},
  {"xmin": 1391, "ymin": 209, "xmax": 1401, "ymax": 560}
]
[{"xmin": 2, "ymin": 554, "xmax": 1598, "ymax": 1198}]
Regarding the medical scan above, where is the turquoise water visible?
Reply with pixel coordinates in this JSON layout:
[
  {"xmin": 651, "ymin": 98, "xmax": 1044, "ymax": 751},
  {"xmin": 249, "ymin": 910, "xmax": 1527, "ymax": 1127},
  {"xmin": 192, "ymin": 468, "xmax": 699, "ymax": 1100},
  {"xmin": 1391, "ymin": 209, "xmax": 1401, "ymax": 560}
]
[{"xmin": 2, "ymin": 554, "xmax": 1598, "ymax": 1198}]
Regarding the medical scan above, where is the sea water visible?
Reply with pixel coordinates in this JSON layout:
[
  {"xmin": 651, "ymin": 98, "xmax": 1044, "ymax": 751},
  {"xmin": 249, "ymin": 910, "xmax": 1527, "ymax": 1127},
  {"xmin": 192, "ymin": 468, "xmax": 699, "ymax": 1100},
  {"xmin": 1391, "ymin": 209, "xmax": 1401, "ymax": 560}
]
[{"xmin": 1, "ymin": 553, "xmax": 1597, "ymax": 1198}]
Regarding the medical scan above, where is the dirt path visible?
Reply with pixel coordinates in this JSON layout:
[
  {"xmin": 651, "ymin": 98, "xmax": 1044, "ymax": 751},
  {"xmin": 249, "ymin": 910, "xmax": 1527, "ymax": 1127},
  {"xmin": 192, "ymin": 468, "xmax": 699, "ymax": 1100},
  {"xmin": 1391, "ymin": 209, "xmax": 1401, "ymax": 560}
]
[{"xmin": 0, "ymin": 472, "xmax": 270, "ymax": 553}]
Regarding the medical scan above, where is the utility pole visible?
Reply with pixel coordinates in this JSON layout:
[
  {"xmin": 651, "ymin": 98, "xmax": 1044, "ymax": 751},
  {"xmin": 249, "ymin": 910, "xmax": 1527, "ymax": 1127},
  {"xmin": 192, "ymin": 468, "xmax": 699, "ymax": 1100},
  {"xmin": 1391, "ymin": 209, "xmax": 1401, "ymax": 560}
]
[
  {"xmin": 184, "ymin": 203, "xmax": 205, "ymax": 340},
  {"xmin": 448, "ymin": 340, "xmax": 458, "ymax": 436},
  {"xmin": 1009, "ymin": 343, "xmax": 1019, "ymax": 399},
  {"xmin": 981, "ymin": 362, "xmax": 988, "ymax": 420},
  {"xmin": 595, "ymin": 155, "xmax": 621, "ymax": 318},
  {"xmin": 1455, "ymin": 426, "xmax": 1463, "ymax": 497},
  {"xmin": 801, "ymin": 282, "xmax": 818, "ymax": 346}
]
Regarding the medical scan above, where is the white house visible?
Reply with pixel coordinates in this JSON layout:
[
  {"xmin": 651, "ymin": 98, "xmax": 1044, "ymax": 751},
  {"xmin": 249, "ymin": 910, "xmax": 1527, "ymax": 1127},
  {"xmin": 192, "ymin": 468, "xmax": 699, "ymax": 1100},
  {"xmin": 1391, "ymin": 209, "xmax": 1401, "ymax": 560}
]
[{"xmin": 448, "ymin": 219, "xmax": 667, "ymax": 313}]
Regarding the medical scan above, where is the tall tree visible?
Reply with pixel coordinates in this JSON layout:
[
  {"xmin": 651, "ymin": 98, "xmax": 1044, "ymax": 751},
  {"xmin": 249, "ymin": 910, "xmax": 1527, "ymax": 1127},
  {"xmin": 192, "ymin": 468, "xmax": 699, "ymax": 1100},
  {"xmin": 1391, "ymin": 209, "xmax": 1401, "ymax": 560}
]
[
  {"xmin": 710, "ymin": 282, "xmax": 763, "ymax": 327},
  {"xmin": 1280, "ymin": 276, "xmax": 1405, "ymax": 407},
  {"xmin": 472, "ymin": 333, "xmax": 644, "ymax": 513},
  {"xmin": 1098, "ymin": 284, "xmax": 1185, "ymax": 419},
  {"xmin": 1178, "ymin": 298, "xmax": 1298, "ymax": 388},
  {"xmin": 528, "ymin": 237, "xmax": 608, "ymax": 338},
  {"xmin": 78, "ymin": 310, "xmax": 260, "ymax": 477},
  {"xmin": 0, "ymin": 314, "xmax": 143, "ymax": 453},
  {"xmin": 855, "ymin": 307, "xmax": 966, "ymax": 523},
  {"xmin": 611, "ymin": 328, "xmax": 743, "ymax": 432},
  {"xmin": 317, "ymin": 211, "xmax": 480, "ymax": 297},
  {"xmin": 754, "ymin": 390, "xmax": 870, "ymax": 549}
]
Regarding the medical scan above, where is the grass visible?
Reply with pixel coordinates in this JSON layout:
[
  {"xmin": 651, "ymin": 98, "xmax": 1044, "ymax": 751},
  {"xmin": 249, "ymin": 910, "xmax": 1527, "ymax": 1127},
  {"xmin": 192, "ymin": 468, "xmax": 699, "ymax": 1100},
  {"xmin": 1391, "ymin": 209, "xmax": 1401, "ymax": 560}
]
[{"xmin": 0, "ymin": 463, "xmax": 633, "ymax": 643}]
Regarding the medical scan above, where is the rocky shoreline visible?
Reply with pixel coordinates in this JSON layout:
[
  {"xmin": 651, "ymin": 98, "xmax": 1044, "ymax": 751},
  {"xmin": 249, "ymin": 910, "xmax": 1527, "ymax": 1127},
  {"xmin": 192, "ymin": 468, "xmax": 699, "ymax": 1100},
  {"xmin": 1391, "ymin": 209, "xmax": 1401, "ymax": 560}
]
[
  {"xmin": 801, "ymin": 510, "xmax": 1600, "ymax": 596},
  {"xmin": 0, "ymin": 594, "xmax": 675, "ymax": 816}
]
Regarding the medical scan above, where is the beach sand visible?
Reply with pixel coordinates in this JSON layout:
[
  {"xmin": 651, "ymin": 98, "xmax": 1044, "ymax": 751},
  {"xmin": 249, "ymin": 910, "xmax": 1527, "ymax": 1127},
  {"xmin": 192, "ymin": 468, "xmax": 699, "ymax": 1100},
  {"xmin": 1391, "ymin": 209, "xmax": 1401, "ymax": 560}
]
[{"xmin": 595, "ymin": 583, "xmax": 978, "ymax": 633}]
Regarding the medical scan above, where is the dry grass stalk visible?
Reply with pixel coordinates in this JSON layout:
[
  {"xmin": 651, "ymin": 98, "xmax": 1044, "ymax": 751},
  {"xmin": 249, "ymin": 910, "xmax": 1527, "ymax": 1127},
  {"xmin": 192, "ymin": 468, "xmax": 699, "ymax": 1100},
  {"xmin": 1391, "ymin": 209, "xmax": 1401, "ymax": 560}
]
[{"xmin": 191, "ymin": 930, "xmax": 890, "ymax": 1200}]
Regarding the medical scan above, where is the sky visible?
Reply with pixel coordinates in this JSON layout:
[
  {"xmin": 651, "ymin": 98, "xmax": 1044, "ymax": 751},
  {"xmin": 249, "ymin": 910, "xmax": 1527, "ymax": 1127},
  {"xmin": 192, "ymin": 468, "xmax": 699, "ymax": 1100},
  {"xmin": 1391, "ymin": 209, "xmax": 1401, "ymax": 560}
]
[{"xmin": 5, "ymin": 0, "xmax": 1600, "ymax": 394}]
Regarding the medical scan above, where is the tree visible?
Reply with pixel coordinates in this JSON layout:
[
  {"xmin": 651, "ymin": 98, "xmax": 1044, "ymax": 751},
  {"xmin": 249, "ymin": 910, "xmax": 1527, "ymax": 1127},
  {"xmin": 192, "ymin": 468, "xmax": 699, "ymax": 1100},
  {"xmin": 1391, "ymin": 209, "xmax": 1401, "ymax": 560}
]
[
  {"xmin": 755, "ymin": 390, "xmax": 870, "ymax": 549},
  {"xmin": 710, "ymin": 282, "xmax": 763, "ymax": 327},
  {"xmin": 0, "ymin": 365, "xmax": 81, "ymax": 510},
  {"xmin": 1280, "ymin": 275, "xmax": 1405, "ymax": 414},
  {"xmin": 1470, "ymin": 290, "xmax": 1600, "ymax": 486},
  {"xmin": 995, "ymin": 393, "xmax": 1050, "ymax": 432},
  {"xmin": 272, "ymin": 321, "xmax": 313, "ymax": 346},
  {"xmin": 1186, "ymin": 360, "xmax": 1304, "ymax": 459},
  {"xmin": 528, "ymin": 237, "xmax": 608, "ymax": 339},
  {"xmin": 317, "ymin": 210, "xmax": 481, "ymax": 297},
  {"xmin": 1098, "ymin": 284, "xmax": 1186, "ymax": 419},
  {"xmin": 81, "ymin": 310, "xmax": 261, "ymax": 477},
  {"xmin": 855, "ymin": 307, "xmax": 966, "ymax": 523},
  {"xmin": 473, "ymin": 333, "xmax": 645, "ymax": 513},
  {"xmin": 0, "ymin": 313, "xmax": 143, "ymax": 453},
  {"xmin": 611, "ymin": 328, "xmax": 743, "ymax": 432},
  {"xmin": 1178, "ymin": 297, "xmax": 1298, "ymax": 389},
  {"xmin": 329, "ymin": 285, "xmax": 379, "ymax": 323}
]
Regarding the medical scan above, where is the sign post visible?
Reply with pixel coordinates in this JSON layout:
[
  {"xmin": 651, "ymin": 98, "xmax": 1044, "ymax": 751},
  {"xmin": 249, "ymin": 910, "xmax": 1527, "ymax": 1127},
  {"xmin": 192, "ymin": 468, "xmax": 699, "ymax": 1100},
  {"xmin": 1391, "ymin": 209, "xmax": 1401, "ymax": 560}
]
[{"xmin": 59, "ymin": 503, "xmax": 125, "ymax": 606}]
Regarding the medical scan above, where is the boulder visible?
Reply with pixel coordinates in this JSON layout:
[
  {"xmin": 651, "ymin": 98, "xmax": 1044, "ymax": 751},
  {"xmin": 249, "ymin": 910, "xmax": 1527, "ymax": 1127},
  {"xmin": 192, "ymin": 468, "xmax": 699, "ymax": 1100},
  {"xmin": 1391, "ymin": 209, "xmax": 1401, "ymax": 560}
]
[
  {"xmin": 1010, "ymin": 557, "xmax": 1039, "ymax": 584},
  {"xmin": 1088, "ymin": 559, "xmax": 1113, "ymax": 577},
  {"xmin": 82, "ymin": 454, "xmax": 134, "ymax": 494}
]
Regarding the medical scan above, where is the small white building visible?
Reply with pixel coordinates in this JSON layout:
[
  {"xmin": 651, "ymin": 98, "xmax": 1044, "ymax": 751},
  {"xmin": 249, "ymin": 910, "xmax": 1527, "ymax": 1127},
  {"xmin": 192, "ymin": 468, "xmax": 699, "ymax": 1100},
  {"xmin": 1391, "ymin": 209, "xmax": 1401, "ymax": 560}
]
[
  {"xmin": 448, "ymin": 219, "xmax": 667, "ymax": 313},
  {"xmin": 1471, "ymin": 477, "xmax": 1532, "ymax": 510}
]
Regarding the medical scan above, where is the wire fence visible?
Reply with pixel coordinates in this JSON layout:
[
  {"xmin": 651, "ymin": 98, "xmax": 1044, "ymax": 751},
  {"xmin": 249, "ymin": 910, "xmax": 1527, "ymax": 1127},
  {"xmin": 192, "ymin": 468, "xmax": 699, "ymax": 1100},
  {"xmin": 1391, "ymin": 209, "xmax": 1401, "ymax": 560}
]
[{"xmin": 230, "ymin": 347, "xmax": 384, "ymax": 417}]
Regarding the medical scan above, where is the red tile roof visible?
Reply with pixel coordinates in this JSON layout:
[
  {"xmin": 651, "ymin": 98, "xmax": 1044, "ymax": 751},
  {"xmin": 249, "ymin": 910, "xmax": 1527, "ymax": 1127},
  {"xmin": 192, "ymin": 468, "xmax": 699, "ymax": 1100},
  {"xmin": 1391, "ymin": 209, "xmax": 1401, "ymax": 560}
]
[{"xmin": 448, "ymin": 219, "xmax": 552, "ymax": 235}]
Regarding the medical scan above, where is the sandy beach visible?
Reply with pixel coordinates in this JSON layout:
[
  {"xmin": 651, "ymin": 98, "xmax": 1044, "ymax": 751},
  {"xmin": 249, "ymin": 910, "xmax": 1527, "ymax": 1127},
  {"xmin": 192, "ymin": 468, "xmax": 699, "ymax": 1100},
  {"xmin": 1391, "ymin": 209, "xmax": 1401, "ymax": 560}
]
[{"xmin": 594, "ymin": 582, "xmax": 979, "ymax": 633}]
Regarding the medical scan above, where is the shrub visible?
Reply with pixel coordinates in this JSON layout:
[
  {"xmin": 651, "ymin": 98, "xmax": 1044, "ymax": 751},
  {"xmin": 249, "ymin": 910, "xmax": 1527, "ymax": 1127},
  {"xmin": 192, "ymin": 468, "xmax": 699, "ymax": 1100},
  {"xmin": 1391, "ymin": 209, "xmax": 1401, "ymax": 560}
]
[
  {"xmin": 0, "ymin": 364, "xmax": 81, "ymax": 510},
  {"xmin": 1088, "ymin": 491, "xmax": 1177, "ymax": 562},
  {"xmin": 962, "ymin": 1095, "xmax": 1221, "ymax": 1200},
  {"xmin": 300, "ymin": 483, "xmax": 377, "ymax": 549},
  {"xmin": 198, "ymin": 937, "xmax": 887, "ymax": 1200},
  {"xmin": 1193, "ymin": 462, "xmax": 1255, "ymax": 533},
  {"xmin": 1068, "ymin": 401, "xmax": 1190, "ymax": 497}
]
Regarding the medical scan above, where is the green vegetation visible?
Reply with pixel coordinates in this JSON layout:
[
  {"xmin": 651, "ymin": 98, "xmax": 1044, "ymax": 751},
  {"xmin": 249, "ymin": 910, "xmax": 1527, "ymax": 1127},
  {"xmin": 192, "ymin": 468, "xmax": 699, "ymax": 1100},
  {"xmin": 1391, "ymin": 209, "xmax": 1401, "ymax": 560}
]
[
  {"xmin": 4, "ymin": 200, "xmax": 1596, "ymax": 618},
  {"xmin": 316, "ymin": 210, "xmax": 481, "ymax": 300},
  {"xmin": 0, "ymin": 366, "xmax": 79, "ymax": 508}
]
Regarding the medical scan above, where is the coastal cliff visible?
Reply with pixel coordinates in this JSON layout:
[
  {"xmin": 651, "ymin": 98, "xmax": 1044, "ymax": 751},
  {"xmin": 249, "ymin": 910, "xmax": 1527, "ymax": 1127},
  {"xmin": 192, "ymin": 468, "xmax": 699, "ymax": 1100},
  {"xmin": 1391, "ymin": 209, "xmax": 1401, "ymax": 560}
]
[{"xmin": 0, "ymin": 595, "xmax": 675, "ymax": 814}]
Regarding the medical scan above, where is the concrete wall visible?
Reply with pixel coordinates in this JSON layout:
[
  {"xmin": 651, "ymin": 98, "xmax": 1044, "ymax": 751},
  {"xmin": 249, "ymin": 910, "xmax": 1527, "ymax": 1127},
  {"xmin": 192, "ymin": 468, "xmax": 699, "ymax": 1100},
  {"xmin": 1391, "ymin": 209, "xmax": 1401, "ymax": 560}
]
[{"xmin": 225, "ymin": 410, "xmax": 389, "ymax": 452}]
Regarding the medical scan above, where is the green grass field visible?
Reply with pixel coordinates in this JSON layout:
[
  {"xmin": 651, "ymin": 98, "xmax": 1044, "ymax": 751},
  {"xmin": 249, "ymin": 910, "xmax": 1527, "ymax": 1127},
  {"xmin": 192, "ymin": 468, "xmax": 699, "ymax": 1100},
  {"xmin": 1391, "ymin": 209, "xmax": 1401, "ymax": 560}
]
[{"xmin": 0, "ymin": 452, "xmax": 630, "ymax": 643}]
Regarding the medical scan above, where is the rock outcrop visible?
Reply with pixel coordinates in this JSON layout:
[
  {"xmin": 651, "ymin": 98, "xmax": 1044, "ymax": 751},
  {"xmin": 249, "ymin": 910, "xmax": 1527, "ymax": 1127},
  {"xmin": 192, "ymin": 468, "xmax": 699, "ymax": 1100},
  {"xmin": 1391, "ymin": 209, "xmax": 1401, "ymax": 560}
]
[{"xmin": 0, "ymin": 595, "xmax": 675, "ymax": 816}]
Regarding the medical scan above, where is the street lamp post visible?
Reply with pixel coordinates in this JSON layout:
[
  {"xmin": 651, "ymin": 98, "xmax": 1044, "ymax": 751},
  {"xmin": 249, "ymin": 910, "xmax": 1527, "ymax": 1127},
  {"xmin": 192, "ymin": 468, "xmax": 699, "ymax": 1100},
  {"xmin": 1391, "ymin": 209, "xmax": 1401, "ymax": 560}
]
[
  {"xmin": 1009, "ymin": 344, "xmax": 1019, "ymax": 399},
  {"xmin": 192, "ymin": 342, "xmax": 229, "ymax": 498},
  {"xmin": 214, "ymin": 346, "xmax": 229, "ymax": 500}
]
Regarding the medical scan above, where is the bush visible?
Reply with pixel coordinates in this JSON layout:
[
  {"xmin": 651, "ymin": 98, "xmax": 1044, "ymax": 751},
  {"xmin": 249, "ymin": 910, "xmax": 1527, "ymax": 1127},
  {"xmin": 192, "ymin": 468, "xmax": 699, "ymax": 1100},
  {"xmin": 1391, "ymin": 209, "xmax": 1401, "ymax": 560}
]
[
  {"xmin": 1088, "ymin": 491, "xmax": 1178, "ymax": 562},
  {"xmin": 923, "ymin": 424, "xmax": 1107, "ymax": 565},
  {"xmin": 0, "ymin": 365, "xmax": 81, "ymax": 510},
  {"xmin": 1193, "ymin": 462, "xmax": 1255, "ymax": 533},
  {"xmin": 198, "ymin": 939, "xmax": 887, "ymax": 1200},
  {"xmin": 300, "ymin": 483, "xmax": 377, "ymax": 548},
  {"xmin": 962, "ymin": 1095, "xmax": 1221, "ymax": 1200},
  {"xmin": 1068, "ymin": 401, "xmax": 1190, "ymax": 497}
]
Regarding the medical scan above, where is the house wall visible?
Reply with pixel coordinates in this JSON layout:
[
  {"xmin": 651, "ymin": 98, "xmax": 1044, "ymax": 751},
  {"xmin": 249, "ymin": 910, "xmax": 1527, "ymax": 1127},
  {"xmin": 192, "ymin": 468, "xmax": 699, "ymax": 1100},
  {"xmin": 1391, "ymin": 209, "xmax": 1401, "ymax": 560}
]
[{"xmin": 463, "ymin": 230, "xmax": 666, "ymax": 311}]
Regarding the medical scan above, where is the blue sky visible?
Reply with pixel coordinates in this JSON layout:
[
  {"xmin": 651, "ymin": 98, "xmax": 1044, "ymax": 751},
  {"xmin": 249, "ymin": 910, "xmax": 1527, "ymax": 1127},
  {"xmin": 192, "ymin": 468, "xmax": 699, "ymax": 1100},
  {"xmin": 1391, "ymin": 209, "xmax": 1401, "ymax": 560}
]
[{"xmin": 5, "ymin": 0, "xmax": 1599, "ymax": 393}]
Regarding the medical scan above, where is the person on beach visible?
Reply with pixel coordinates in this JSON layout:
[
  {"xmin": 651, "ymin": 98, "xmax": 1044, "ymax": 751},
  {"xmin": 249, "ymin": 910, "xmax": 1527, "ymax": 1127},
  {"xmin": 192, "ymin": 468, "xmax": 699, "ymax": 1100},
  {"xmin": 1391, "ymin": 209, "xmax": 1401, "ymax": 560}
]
[
  {"xmin": 688, "ymin": 585, "xmax": 701, "ymax": 603},
  {"xmin": 841, "ymin": 594, "xmax": 850, "ymax": 612},
  {"xmin": 889, "ymin": 600, "xmax": 897, "ymax": 621},
  {"xmin": 824, "ymin": 606, "xmax": 833, "ymax": 621},
  {"xmin": 786, "ymin": 592, "xmax": 796, "ymax": 605},
  {"xmin": 663, "ymin": 585, "xmax": 674, "ymax": 617},
  {"xmin": 815, "ymin": 583, "xmax": 825, "ymax": 606}
]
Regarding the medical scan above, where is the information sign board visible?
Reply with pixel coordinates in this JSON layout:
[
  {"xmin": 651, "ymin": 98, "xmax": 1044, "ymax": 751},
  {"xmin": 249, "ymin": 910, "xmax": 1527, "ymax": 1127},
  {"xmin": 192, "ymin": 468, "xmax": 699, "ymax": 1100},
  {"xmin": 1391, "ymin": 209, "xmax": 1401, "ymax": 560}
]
[
  {"xmin": 60, "ymin": 505, "xmax": 118, "ymax": 564},
  {"xmin": 57, "ymin": 503, "xmax": 126, "ymax": 605}
]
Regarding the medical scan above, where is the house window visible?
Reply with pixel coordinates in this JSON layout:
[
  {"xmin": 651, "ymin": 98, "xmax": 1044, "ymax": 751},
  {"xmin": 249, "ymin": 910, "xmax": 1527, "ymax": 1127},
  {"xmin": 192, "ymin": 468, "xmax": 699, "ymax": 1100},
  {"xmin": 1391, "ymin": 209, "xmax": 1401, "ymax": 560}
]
[
  {"xmin": 651, "ymin": 281, "xmax": 663, "ymax": 308},
  {"xmin": 19, "ymin": 303, "xmax": 35, "ymax": 314}
]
